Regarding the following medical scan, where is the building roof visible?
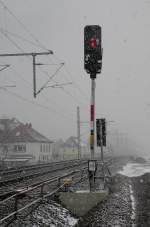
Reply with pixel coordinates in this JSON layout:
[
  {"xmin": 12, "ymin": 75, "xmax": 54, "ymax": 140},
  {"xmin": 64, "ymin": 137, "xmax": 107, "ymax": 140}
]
[
  {"xmin": 64, "ymin": 136, "xmax": 78, "ymax": 148},
  {"xmin": 0, "ymin": 118, "xmax": 52, "ymax": 143}
]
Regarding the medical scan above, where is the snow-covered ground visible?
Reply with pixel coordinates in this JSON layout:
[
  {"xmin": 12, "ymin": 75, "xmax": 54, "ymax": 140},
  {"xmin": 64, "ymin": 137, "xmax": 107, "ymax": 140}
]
[
  {"xmin": 119, "ymin": 162, "xmax": 150, "ymax": 177},
  {"xmin": 32, "ymin": 202, "xmax": 78, "ymax": 227},
  {"xmin": 129, "ymin": 184, "xmax": 136, "ymax": 224},
  {"xmin": 14, "ymin": 200, "xmax": 78, "ymax": 227},
  {"xmin": 14, "ymin": 161, "xmax": 150, "ymax": 227}
]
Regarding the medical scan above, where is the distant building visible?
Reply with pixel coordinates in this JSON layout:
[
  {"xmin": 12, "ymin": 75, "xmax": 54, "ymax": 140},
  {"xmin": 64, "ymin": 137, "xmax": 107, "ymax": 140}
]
[
  {"xmin": 52, "ymin": 136, "xmax": 90, "ymax": 161},
  {"xmin": 51, "ymin": 139, "xmax": 64, "ymax": 161},
  {"xmin": 63, "ymin": 136, "xmax": 79, "ymax": 160},
  {"xmin": 0, "ymin": 118, "xmax": 53, "ymax": 167}
]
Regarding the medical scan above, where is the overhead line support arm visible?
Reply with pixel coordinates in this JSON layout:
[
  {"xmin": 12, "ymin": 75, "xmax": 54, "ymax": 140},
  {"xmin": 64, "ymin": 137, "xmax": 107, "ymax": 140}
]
[{"xmin": 0, "ymin": 51, "xmax": 53, "ymax": 98}]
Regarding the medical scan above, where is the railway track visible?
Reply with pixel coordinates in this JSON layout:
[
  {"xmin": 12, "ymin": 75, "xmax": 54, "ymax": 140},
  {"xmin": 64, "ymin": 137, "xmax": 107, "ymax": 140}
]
[
  {"xmin": 0, "ymin": 159, "xmax": 81, "ymax": 176},
  {"xmin": 0, "ymin": 159, "xmax": 85, "ymax": 180},
  {"xmin": 0, "ymin": 166, "xmax": 88, "ymax": 226},
  {"xmin": 0, "ymin": 160, "xmax": 87, "ymax": 194},
  {"xmin": 0, "ymin": 157, "xmax": 116, "ymax": 226}
]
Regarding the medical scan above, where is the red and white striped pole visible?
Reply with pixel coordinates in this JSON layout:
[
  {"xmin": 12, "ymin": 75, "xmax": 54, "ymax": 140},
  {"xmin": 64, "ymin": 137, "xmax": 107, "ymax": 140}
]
[
  {"xmin": 90, "ymin": 77, "xmax": 96, "ymax": 159},
  {"xmin": 89, "ymin": 75, "xmax": 96, "ymax": 191}
]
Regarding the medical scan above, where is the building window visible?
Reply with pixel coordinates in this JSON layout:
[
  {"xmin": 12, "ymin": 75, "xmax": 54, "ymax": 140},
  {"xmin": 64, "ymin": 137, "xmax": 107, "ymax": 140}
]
[
  {"xmin": 14, "ymin": 145, "xmax": 26, "ymax": 152},
  {"xmin": 40, "ymin": 144, "xmax": 50, "ymax": 153},
  {"xmin": 46, "ymin": 145, "xmax": 48, "ymax": 153}
]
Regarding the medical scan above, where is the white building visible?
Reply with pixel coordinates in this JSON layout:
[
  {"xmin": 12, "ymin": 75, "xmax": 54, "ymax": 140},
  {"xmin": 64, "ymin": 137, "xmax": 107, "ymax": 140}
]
[
  {"xmin": 0, "ymin": 118, "xmax": 53, "ymax": 167},
  {"xmin": 53, "ymin": 137, "xmax": 89, "ymax": 160}
]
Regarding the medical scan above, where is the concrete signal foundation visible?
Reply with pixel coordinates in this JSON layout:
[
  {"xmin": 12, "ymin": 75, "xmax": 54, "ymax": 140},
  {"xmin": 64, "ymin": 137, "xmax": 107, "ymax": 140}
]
[{"xmin": 59, "ymin": 190, "xmax": 108, "ymax": 217}]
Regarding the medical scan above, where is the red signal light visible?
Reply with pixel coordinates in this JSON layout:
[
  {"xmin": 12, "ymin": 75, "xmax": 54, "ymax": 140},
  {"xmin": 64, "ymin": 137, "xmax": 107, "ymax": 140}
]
[{"xmin": 90, "ymin": 37, "xmax": 96, "ymax": 48}]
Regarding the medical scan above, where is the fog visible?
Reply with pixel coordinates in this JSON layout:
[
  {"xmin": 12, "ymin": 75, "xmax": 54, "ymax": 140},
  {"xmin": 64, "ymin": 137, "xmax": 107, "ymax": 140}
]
[{"xmin": 0, "ymin": 0, "xmax": 150, "ymax": 156}]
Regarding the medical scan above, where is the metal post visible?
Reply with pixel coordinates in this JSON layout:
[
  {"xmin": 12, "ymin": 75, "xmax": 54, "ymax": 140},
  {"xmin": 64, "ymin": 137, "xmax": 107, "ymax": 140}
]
[
  {"xmin": 89, "ymin": 76, "xmax": 96, "ymax": 191},
  {"xmin": 100, "ymin": 121, "xmax": 104, "ymax": 163},
  {"xmin": 0, "ymin": 51, "xmax": 53, "ymax": 98},
  {"xmin": 77, "ymin": 106, "xmax": 81, "ymax": 159},
  {"xmin": 32, "ymin": 54, "xmax": 36, "ymax": 98},
  {"xmin": 90, "ymin": 78, "xmax": 95, "ymax": 159},
  {"xmin": 100, "ymin": 121, "xmax": 105, "ymax": 188}
]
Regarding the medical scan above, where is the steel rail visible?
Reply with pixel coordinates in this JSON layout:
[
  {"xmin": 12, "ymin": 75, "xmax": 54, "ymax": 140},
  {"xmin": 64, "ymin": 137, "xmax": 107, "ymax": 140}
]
[
  {"xmin": 0, "ymin": 168, "xmax": 87, "ymax": 224},
  {"xmin": 0, "ymin": 161, "xmax": 87, "ymax": 185},
  {"xmin": 0, "ymin": 184, "xmax": 64, "ymax": 224},
  {"xmin": 0, "ymin": 159, "xmax": 85, "ymax": 175},
  {"xmin": 0, "ymin": 169, "xmax": 84, "ymax": 204}
]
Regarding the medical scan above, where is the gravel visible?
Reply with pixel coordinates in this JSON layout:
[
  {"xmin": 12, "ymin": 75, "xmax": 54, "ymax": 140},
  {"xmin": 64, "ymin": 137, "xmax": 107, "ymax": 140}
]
[
  {"xmin": 77, "ymin": 174, "xmax": 133, "ymax": 227},
  {"xmin": 4, "ymin": 159, "xmax": 150, "ymax": 227},
  {"xmin": 7, "ymin": 200, "xmax": 78, "ymax": 227}
]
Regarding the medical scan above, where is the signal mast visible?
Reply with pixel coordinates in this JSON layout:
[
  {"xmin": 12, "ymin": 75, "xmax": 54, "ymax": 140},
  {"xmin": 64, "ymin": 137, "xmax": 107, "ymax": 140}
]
[{"xmin": 84, "ymin": 25, "xmax": 102, "ymax": 191}]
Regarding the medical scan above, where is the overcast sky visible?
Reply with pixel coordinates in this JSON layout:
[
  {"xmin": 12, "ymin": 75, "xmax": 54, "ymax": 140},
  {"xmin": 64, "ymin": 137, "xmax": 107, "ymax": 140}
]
[{"xmin": 0, "ymin": 0, "xmax": 150, "ymax": 156}]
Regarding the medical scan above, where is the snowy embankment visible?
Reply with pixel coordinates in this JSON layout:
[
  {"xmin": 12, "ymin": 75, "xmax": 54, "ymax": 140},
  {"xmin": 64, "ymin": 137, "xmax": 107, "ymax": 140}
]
[
  {"xmin": 13, "ymin": 162, "xmax": 150, "ymax": 227},
  {"xmin": 12, "ymin": 200, "xmax": 78, "ymax": 227},
  {"xmin": 119, "ymin": 162, "xmax": 150, "ymax": 177},
  {"xmin": 119, "ymin": 161, "xmax": 150, "ymax": 226},
  {"xmin": 77, "ymin": 161, "xmax": 150, "ymax": 226}
]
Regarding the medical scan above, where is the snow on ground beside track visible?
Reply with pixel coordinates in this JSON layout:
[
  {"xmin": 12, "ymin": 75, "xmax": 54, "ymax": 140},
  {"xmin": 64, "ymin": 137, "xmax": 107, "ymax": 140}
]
[
  {"xmin": 129, "ymin": 184, "xmax": 136, "ymax": 222},
  {"xmin": 119, "ymin": 162, "xmax": 150, "ymax": 177},
  {"xmin": 32, "ymin": 201, "xmax": 78, "ymax": 227},
  {"xmin": 15, "ymin": 200, "xmax": 78, "ymax": 227}
]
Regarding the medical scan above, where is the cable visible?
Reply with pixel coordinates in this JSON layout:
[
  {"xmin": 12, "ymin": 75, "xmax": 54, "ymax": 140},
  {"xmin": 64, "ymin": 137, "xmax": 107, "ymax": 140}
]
[
  {"xmin": 0, "ymin": 31, "xmax": 78, "ymax": 119},
  {"xmin": 52, "ymin": 54, "xmax": 88, "ymax": 105},
  {"xmin": 0, "ymin": 36, "xmax": 76, "ymax": 120},
  {"xmin": 0, "ymin": 25, "xmax": 81, "ymax": 107},
  {"xmin": 0, "ymin": 0, "xmax": 48, "ymax": 51},
  {"xmin": 36, "ymin": 64, "xmax": 64, "ymax": 95},
  {"xmin": 0, "ymin": 1, "xmax": 89, "ymax": 108},
  {"xmin": 38, "ymin": 65, "xmax": 88, "ymax": 108},
  {"xmin": 0, "ymin": 29, "xmax": 63, "ymax": 94},
  {"xmin": 0, "ymin": 1, "xmax": 89, "ymax": 105},
  {"xmin": 0, "ymin": 29, "xmax": 25, "ymax": 52},
  {"xmin": 9, "ymin": 67, "xmax": 33, "ymax": 87},
  {"xmin": 3, "ymin": 3, "xmax": 7, "ymax": 33},
  {"xmin": 63, "ymin": 65, "xmax": 89, "ymax": 101},
  {"xmin": 0, "ymin": 64, "xmax": 10, "ymax": 72},
  {"xmin": 3, "ymin": 66, "xmax": 76, "ymax": 120},
  {"xmin": 0, "ymin": 87, "xmax": 75, "ymax": 122},
  {"xmin": 0, "ymin": 28, "xmax": 46, "ymax": 50},
  {"xmin": 52, "ymin": 56, "xmax": 89, "ymax": 104},
  {"xmin": 0, "ymin": 1, "xmax": 89, "ymax": 114},
  {"xmin": 0, "ymin": 27, "xmax": 73, "ymax": 116},
  {"xmin": 60, "ymin": 86, "xmax": 88, "ymax": 109}
]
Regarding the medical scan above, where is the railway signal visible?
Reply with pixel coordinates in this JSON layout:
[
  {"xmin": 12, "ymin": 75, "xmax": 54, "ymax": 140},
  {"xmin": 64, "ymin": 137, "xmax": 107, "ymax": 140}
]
[
  {"xmin": 96, "ymin": 118, "xmax": 106, "ymax": 147},
  {"xmin": 84, "ymin": 25, "xmax": 102, "ymax": 77},
  {"xmin": 96, "ymin": 119, "xmax": 101, "ymax": 147},
  {"xmin": 84, "ymin": 25, "xmax": 103, "ymax": 191},
  {"xmin": 101, "ymin": 118, "xmax": 106, "ymax": 146}
]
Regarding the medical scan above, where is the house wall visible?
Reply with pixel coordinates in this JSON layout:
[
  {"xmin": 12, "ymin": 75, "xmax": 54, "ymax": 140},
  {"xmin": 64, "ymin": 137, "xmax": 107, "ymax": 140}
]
[
  {"xmin": 50, "ymin": 143, "xmax": 90, "ymax": 161},
  {"xmin": 26, "ymin": 143, "xmax": 40, "ymax": 162},
  {"xmin": 21, "ymin": 142, "xmax": 53, "ymax": 163},
  {"xmin": 0, "ymin": 142, "xmax": 53, "ymax": 165},
  {"xmin": 63, "ymin": 147, "xmax": 78, "ymax": 160},
  {"xmin": 38, "ymin": 142, "xmax": 53, "ymax": 163},
  {"xmin": 51, "ymin": 143, "xmax": 64, "ymax": 161}
]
